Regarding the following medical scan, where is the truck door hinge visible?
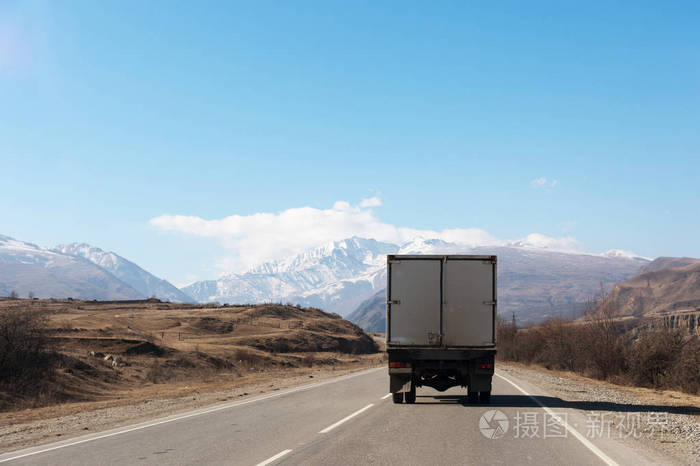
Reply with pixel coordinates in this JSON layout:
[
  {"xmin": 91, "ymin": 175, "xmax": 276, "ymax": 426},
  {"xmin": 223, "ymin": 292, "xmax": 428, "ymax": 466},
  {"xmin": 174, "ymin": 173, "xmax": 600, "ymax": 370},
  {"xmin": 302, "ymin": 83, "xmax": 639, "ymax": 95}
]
[
  {"xmin": 483, "ymin": 300, "xmax": 497, "ymax": 306},
  {"xmin": 388, "ymin": 300, "xmax": 400, "ymax": 305}
]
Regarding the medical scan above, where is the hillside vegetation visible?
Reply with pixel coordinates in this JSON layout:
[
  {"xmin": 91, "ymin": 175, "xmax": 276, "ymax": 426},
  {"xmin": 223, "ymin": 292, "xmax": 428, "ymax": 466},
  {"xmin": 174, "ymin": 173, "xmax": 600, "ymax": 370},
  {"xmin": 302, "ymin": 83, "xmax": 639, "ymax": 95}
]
[
  {"xmin": 0, "ymin": 298, "xmax": 379, "ymax": 412},
  {"xmin": 497, "ymin": 257, "xmax": 700, "ymax": 395}
]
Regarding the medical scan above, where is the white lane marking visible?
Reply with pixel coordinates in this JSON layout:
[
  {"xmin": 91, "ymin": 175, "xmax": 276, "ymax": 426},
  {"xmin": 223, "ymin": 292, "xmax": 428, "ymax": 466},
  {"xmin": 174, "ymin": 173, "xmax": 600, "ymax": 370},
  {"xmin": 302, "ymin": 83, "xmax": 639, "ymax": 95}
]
[
  {"xmin": 0, "ymin": 367, "xmax": 383, "ymax": 464},
  {"xmin": 255, "ymin": 449, "xmax": 292, "ymax": 466},
  {"xmin": 495, "ymin": 372, "xmax": 619, "ymax": 466},
  {"xmin": 381, "ymin": 393, "xmax": 392, "ymax": 400},
  {"xmin": 318, "ymin": 404, "xmax": 374, "ymax": 434}
]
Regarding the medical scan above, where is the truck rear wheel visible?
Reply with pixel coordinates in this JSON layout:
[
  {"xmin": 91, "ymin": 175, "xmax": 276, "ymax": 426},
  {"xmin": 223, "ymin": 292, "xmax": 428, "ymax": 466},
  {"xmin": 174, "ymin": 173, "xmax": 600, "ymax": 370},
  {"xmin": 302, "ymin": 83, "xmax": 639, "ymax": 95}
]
[
  {"xmin": 467, "ymin": 390, "xmax": 479, "ymax": 404},
  {"xmin": 479, "ymin": 391, "xmax": 491, "ymax": 404},
  {"xmin": 404, "ymin": 383, "xmax": 416, "ymax": 404},
  {"xmin": 392, "ymin": 392, "xmax": 404, "ymax": 404}
]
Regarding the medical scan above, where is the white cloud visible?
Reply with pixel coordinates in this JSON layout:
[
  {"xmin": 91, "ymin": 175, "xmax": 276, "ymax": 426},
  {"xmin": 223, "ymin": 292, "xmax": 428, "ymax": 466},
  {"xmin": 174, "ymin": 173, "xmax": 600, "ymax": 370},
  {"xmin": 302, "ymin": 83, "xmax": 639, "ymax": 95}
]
[
  {"xmin": 358, "ymin": 197, "xmax": 382, "ymax": 208},
  {"xmin": 150, "ymin": 197, "xmax": 580, "ymax": 274},
  {"xmin": 531, "ymin": 177, "xmax": 558, "ymax": 189},
  {"xmin": 517, "ymin": 233, "xmax": 581, "ymax": 252}
]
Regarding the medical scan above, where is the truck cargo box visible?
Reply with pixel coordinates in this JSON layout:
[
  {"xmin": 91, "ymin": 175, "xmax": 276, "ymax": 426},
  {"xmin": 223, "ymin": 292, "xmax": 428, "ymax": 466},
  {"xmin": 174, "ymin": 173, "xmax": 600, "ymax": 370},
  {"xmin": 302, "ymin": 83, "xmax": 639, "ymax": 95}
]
[{"xmin": 387, "ymin": 255, "xmax": 497, "ymax": 348}]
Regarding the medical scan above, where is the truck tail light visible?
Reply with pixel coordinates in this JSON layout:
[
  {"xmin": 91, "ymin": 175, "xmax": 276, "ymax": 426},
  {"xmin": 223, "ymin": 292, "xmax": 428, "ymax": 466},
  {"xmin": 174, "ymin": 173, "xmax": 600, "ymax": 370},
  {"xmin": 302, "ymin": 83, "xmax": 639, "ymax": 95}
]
[
  {"xmin": 479, "ymin": 363, "xmax": 493, "ymax": 369},
  {"xmin": 389, "ymin": 362, "xmax": 409, "ymax": 368}
]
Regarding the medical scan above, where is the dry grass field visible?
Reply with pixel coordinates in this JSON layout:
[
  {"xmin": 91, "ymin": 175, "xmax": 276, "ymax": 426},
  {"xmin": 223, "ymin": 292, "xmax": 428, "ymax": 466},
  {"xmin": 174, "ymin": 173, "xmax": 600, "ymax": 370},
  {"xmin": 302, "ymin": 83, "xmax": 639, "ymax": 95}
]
[{"xmin": 0, "ymin": 298, "xmax": 381, "ymax": 414}]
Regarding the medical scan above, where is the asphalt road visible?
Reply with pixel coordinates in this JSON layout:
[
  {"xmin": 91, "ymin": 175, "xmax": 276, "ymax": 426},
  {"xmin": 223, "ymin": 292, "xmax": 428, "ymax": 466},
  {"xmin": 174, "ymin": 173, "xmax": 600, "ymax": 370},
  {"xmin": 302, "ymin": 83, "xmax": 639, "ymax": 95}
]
[{"xmin": 0, "ymin": 368, "xmax": 660, "ymax": 466}]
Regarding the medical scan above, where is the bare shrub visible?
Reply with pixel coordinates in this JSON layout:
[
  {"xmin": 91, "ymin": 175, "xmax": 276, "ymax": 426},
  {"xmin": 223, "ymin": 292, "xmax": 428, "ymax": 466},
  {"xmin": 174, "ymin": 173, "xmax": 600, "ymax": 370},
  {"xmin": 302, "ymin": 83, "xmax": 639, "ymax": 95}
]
[
  {"xmin": 536, "ymin": 319, "xmax": 584, "ymax": 372},
  {"xmin": 144, "ymin": 361, "xmax": 174, "ymax": 384},
  {"xmin": 625, "ymin": 327, "xmax": 685, "ymax": 388},
  {"xmin": 496, "ymin": 317, "xmax": 517, "ymax": 360},
  {"xmin": 234, "ymin": 349, "xmax": 260, "ymax": 370},
  {"xmin": 497, "ymin": 309, "xmax": 699, "ymax": 395},
  {"xmin": 583, "ymin": 294, "xmax": 626, "ymax": 379},
  {"xmin": 0, "ymin": 309, "xmax": 56, "ymax": 394},
  {"xmin": 302, "ymin": 353, "xmax": 315, "ymax": 368},
  {"xmin": 670, "ymin": 336, "xmax": 700, "ymax": 394}
]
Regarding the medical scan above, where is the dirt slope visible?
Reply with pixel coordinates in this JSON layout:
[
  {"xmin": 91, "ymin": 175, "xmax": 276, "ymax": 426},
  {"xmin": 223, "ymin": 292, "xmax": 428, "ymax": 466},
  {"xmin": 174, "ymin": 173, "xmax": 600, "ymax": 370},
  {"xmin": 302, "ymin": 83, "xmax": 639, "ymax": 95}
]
[{"xmin": 0, "ymin": 299, "xmax": 379, "ymax": 412}]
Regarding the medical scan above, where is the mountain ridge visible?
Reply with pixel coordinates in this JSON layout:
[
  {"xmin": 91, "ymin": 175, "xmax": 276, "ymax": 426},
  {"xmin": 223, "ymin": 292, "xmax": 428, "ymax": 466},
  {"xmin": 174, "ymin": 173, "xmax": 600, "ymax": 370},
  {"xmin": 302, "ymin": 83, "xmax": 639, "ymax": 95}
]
[
  {"xmin": 183, "ymin": 237, "xmax": 395, "ymax": 315},
  {"xmin": 594, "ymin": 256, "xmax": 700, "ymax": 317},
  {"xmin": 0, "ymin": 235, "xmax": 192, "ymax": 302},
  {"xmin": 183, "ymin": 236, "xmax": 649, "ymax": 322},
  {"xmin": 0, "ymin": 235, "xmax": 143, "ymax": 300},
  {"xmin": 53, "ymin": 243, "xmax": 194, "ymax": 303}
]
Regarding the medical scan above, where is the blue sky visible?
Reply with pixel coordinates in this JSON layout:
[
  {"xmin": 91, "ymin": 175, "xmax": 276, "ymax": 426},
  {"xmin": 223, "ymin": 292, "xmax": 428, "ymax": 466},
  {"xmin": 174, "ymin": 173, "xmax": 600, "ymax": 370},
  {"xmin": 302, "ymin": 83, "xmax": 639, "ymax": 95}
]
[{"xmin": 1, "ymin": 1, "xmax": 698, "ymax": 286}]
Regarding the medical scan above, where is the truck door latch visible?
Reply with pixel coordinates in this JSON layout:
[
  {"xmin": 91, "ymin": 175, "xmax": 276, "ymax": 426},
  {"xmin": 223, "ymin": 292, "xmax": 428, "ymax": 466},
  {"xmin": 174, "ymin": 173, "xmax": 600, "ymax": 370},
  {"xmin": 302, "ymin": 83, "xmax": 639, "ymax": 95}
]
[
  {"xmin": 483, "ymin": 300, "xmax": 497, "ymax": 305},
  {"xmin": 427, "ymin": 332, "xmax": 441, "ymax": 345},
  {"xmin": 388, "ymin": 300, "xmax": 401, "ymax": 305}
]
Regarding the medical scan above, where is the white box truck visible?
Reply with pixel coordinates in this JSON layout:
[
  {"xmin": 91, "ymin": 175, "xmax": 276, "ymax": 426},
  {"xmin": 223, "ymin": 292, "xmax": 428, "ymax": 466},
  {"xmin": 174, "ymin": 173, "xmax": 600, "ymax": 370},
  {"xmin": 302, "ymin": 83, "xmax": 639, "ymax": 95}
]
[{"xmin": 386, "ymin": 255, "xmax": 497, "ymax": 404}]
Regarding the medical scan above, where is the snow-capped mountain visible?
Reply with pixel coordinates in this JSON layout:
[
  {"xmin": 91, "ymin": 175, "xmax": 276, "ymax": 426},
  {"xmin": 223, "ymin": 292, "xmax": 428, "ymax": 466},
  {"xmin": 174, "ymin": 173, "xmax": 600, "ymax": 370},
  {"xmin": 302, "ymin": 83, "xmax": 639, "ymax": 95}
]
[
  {"xmin": 601, "ymin": 249, "xmax": 652, "ymax": 261},
  {"xmin": 53, "ymin": 243, "xmax": 193, "ymax": 303},
  {"xmin": 183, "ymin": 237, "xmax": 397, "ymax": 315},
  {"xmin": 0, "ymin": 235, "xmax": 143, "ymax": 300},
  {"xmin": 348, "ymin": 244, "xmax": 652, "ymax": 330},
  {"xmin": 184, "ymin": 236, "xmax": 651, "ymax": 322},
  {"xmin": 0, "ymin": 235, "xmax": 193, "ymax": 302}
]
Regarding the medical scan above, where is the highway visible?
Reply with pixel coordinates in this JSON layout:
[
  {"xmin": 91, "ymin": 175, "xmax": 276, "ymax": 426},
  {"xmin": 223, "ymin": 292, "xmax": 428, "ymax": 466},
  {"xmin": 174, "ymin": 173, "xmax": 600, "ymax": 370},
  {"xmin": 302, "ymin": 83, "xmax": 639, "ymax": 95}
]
[{"xmin": 0, "ymin": 367, "xmax": 659, "ymax": 465}]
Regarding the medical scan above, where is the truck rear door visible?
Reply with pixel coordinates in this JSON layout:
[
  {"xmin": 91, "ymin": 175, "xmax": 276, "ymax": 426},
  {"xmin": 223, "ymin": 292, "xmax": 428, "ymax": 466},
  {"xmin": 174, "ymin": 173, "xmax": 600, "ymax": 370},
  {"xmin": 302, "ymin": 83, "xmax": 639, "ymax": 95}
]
[
  {"xmin": 443, "ymin": 258, "xmax": 496, "ymax": 346},
  {"xmin": 387, "ymin": 258, "xmax": 441, "ymax": 346}
]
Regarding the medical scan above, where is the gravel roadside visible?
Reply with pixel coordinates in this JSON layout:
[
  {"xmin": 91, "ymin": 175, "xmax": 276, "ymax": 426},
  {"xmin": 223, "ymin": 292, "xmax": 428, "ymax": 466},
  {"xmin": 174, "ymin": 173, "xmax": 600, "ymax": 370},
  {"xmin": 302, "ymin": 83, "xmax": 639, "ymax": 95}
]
[
  {"xmin": 0, "ymin": 364, "xmax": 379, "ymax": 455},
  {"xmin": 499, "ymin": 362, "xmax": 700, "ymax": 465}
]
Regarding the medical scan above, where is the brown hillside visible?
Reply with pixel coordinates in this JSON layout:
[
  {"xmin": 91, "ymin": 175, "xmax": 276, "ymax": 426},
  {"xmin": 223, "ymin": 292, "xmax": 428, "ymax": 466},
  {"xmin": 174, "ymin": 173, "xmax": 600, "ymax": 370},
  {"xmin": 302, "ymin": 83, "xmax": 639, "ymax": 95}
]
[
  {"xmin": 0, "ymin": 299, "xmax": 379, "ymax": 412},
  {"xmin": 639, "ymin": 257, "xmax": 700, "ymax": 273},
  {"xmin": 599, "ymin": 257, "xmax": 700, "ymax": 318}
]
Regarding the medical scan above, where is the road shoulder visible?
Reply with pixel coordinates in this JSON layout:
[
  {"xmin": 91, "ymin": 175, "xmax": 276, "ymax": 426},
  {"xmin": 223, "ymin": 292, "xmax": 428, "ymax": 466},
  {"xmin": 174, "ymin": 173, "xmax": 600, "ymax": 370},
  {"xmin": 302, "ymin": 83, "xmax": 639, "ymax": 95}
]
[
  {"xmin": 498, "ymin": 362, "xmax": 700, "ymax": 465},
  {"xmin": 0, "ymin": 363, "xmax": 382, "ymax": 455}
]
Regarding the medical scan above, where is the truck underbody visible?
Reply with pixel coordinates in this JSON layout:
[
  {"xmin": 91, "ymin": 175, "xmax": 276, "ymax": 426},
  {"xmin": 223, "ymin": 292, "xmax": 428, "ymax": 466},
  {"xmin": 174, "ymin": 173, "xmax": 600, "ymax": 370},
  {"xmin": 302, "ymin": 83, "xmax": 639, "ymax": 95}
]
[{"xmin": 388, "ymin": 348, "xmax": 495, "ymax": 404}]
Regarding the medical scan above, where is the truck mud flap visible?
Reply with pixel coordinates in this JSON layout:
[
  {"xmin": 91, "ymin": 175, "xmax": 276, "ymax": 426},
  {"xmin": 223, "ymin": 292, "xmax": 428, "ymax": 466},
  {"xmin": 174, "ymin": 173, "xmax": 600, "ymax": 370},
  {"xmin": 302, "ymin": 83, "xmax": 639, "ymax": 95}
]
[
  {"xmin": 390, "ymin": 374, "xmax": 412, "ymax": 393},
  {"xmin": 469, "ymin": 375, "xmax": 492, "ymax": 393}
]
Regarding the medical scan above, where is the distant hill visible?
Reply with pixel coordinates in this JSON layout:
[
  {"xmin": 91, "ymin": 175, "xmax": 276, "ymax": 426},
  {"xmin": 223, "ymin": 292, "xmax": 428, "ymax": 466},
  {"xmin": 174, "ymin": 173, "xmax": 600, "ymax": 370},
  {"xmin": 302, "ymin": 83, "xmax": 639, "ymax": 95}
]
[
  {"xmin": 346, "ymin": 289, "xmax": 385, "ymax": 332},
  {"xmin": 0, "ymin": 298, "xmax": 379, "ymax": 413},
  {"xmin": 639, "ymin": 257, "xmax": 700, "ymax": 274},
  {"xmin": 597, "ymin": 257, "xmax": 700, "ymax": 317}
]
